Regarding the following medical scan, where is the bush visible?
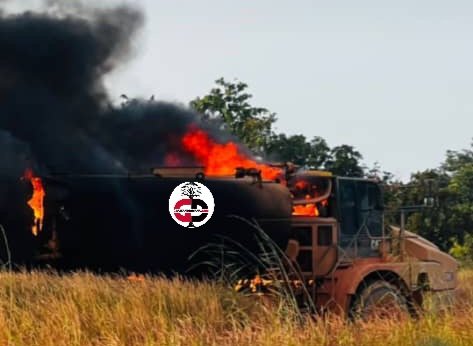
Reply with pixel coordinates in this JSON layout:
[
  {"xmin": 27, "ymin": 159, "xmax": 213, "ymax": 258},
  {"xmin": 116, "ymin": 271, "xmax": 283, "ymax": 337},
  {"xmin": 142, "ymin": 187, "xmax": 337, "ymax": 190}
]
[{"xmin": 449, "ymin": 233, "xmax": 473, "ymax": 266}]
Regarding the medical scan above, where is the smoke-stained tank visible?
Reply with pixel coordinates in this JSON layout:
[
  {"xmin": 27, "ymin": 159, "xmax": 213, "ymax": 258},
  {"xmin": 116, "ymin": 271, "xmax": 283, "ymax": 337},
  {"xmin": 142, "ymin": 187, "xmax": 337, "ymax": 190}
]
[{"xmin": 41, "ymin": 175, "xmax": 292, "ymax": 274}]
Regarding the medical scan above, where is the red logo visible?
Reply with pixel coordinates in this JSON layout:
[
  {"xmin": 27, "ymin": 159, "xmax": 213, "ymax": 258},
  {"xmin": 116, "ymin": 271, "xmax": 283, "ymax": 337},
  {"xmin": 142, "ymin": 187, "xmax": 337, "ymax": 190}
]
[{"xmin": 169, "ymin": 182, "xmax": 214, "ymax": 228}]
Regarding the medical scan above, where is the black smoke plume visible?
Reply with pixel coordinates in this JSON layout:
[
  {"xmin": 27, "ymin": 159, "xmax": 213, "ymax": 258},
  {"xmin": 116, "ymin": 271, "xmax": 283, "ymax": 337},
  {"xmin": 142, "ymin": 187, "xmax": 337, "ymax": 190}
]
[
  {"xmin": 0, "ymin": 3, "xmax": 223, "ymax": 178},
  {"xmin": 0, "ymin": 2, "xmax": 283, "ymax": 271}
]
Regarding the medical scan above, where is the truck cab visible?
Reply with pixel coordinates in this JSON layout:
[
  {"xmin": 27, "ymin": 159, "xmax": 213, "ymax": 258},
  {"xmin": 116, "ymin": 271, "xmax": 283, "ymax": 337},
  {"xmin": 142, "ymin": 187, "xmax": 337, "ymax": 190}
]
[{"xmin": 285, "ymin": 170, "xmax": 458, "ymax": 317}]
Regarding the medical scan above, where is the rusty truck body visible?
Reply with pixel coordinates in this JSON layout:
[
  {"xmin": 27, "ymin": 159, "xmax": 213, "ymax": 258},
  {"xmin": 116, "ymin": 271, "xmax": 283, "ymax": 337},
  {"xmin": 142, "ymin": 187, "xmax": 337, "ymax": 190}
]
[{"xmin": 280, "ymin": 170, "xmax": 458, "ymax": 317}]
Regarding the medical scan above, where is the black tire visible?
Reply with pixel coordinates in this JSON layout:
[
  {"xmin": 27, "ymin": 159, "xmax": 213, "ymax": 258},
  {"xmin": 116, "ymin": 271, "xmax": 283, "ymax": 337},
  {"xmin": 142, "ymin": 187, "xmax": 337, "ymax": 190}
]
[{"xmin": 350, "ymin": 280, "xmax": 409, "ymax": 320}]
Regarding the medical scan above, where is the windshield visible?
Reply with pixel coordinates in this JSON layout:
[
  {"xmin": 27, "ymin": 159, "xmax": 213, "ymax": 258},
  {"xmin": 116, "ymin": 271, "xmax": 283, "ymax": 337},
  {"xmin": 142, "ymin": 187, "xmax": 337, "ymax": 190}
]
[
  {"xmin": 288, "ymin": 175, "xmax": 332, "ymax": 217},
  {"xmin": 289, "ymin": 175, "xmax": 332, "ymax": 204}
]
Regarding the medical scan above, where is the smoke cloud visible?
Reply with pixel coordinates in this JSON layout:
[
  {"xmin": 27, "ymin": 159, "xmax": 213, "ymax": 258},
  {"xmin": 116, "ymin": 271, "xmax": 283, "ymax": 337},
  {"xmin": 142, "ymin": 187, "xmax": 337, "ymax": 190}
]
[{"xmin": 0, "ymin": 2, "xmax": 223, "ymax": 177}]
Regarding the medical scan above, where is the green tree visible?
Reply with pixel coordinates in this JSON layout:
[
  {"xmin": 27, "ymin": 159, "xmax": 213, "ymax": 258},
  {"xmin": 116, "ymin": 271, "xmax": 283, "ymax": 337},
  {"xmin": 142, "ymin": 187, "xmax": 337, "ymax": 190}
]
[
  {"xmin": 190, "ymin": 78, "xmax": 276, "ymax": 154},
  {"xmin": 191, "ymin": 78, "xmax": 366, "ymax": 177},
  {"xmin": 383, "ymin": 153, "xmax": 473, "ymax": 252},
  {"xmin": 401, "ymin": 170, "xmax": 452, "ymax": 249},
  {"xmin": 325, "ymin": 145, "xmax": 364, "ymax": 177},
  {"xmin": 435, "ymin": 143, "xmax": 473, "ymax": 252},
  {"xmin": 264, "ymin": 134, "xmax": 330, "ymax": 168},
  {"xmin": 366, "ymin": 161, "xmax": 395, "ymax": 183},
  {"xmin": 308, "ymin": 136, "xmax": 331, "ymax": 168},
  {"xmin": 446, "ymin": 163, "xmax": 473, "ymax": 242},
  {"xmin": 442, "ymin": 141, "xmax": 473, "ymax": 173}
]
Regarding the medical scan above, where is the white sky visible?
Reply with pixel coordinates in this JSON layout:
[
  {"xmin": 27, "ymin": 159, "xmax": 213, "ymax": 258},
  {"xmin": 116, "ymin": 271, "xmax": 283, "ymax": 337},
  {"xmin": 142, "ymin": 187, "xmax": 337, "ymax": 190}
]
[{"xmin": 5, "ymin": 0, "xmax": 473, "ymax": 180}]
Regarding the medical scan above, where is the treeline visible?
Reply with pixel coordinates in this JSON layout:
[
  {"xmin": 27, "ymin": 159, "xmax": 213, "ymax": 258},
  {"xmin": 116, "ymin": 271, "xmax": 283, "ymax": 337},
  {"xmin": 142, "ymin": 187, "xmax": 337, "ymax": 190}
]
[
  {"xmin": 191, "ymin": 78, "xmax": 365, "ymax": 178},
  {"xmin": 191, "ymin": 78, "xmax": 473, "ymax": 261},
  {"xmin": 383, "ymin": 148, "xmax": 473, "ymax": 263}
]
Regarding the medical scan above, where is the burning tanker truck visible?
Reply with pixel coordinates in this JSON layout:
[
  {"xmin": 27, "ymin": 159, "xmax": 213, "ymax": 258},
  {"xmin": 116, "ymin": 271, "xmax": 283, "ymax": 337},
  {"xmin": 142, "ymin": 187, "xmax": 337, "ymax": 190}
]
[
  {"xmin": 1, "ymin": 156, "xmax": 458, "ymax": 317},
  {"xmin": 0, "ymin": 2, "xmax": 456, "ymax": 318}
]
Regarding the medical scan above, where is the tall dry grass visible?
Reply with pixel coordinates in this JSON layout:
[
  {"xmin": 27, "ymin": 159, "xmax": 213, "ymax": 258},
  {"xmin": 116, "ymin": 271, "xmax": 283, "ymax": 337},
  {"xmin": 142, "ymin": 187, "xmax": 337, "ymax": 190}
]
[{"xmin": 0, "ymin": 270, "xmax": 471, "ymax": 346}]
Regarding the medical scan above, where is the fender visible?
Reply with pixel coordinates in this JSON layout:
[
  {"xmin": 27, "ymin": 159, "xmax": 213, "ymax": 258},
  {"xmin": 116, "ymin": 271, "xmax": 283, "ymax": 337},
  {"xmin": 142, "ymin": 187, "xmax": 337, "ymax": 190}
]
[{"xmin": 318, "ymin": 258, "xmax": 411, "ymax": 314}]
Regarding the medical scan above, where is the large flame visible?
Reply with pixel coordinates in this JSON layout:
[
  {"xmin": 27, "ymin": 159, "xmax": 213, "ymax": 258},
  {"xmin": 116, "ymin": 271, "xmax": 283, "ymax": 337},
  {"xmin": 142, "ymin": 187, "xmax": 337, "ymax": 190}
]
[
  {"xmin": 181, "ymin": 128, "xmax": 281, "ymax": 180},
  {"xmin": 24, "ymin": 169, "xmax": 45, "ymax": 236},
  {"xmin": 177, "ymin": 126, "xmax": 330, "ymax": 217}
]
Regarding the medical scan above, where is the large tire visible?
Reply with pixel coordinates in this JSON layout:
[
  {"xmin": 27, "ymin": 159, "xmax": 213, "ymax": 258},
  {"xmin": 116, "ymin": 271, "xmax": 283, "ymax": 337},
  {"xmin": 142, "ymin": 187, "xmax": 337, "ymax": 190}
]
[{"xmin": 350, "ymin": 280, "xmax": 410, "ymax": 320}]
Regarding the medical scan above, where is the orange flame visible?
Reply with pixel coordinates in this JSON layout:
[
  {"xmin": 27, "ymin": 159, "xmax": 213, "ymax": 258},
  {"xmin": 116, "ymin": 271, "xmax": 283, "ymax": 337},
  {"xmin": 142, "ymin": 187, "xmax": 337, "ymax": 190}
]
[
  {"xmin": 181, "ymin": 128, "xmax": 281, "ymax": 180},
  {"xmin": 292, "ymin": 199, "xmax": 328, "ymax": 217},
  {"xmin": 24, "ymin": 169, "xmax": 45, "ymax": 236},
  {"xmin": 292, "ymin": 204, "xmax": 319, "ymax": 217}
]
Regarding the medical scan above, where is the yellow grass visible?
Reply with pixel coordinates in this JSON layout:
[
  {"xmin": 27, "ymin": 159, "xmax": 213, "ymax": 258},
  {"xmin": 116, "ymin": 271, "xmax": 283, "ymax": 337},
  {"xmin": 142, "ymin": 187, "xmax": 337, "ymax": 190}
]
[{"xmin": 0, "ymin": 270, "xmax": 471, "ymax": 346}]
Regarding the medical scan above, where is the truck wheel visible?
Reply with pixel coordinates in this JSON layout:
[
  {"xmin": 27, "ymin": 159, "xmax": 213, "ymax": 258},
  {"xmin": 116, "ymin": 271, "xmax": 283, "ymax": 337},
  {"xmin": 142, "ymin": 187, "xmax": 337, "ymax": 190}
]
[{"xmin": 350, "ymin": 280, "xmax": 409, "ymax": 320}]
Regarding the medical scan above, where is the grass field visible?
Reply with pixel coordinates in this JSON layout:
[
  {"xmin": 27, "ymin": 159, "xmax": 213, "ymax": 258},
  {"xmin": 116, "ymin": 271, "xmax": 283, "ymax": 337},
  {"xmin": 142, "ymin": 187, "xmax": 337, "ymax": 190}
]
[{"xmin": 0, "ymin": 270, "xmax": 471, "ymax": 346}]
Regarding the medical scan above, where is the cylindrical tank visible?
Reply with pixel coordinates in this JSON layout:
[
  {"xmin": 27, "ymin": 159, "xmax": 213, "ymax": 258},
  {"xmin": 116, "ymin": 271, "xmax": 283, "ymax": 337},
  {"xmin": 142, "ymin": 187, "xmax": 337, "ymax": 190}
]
[{"xmin": 44, "ymin": 176, "xmax": 292, "ymax": 274}]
